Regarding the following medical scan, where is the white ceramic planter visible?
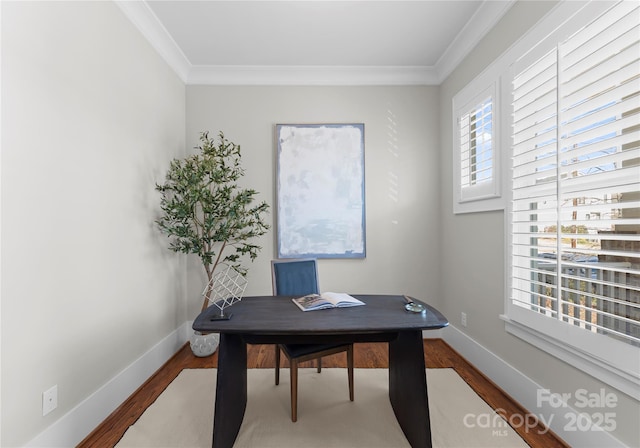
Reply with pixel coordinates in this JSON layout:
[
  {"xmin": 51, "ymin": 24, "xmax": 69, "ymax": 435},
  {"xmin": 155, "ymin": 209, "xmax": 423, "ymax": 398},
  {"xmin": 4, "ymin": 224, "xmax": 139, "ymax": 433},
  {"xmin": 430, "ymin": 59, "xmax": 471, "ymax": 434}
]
[{"xmin": 190, "ymin": 331, "xmax": 220, "ymax": 357}]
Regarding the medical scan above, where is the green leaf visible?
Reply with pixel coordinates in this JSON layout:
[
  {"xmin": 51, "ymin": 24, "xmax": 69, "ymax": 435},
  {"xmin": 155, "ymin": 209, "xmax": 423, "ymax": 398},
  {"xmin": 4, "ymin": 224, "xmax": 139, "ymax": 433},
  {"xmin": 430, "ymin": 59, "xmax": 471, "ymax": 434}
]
[{"xmin": 156, "ymin": 130, "xmax": 271, "ymax": 277}]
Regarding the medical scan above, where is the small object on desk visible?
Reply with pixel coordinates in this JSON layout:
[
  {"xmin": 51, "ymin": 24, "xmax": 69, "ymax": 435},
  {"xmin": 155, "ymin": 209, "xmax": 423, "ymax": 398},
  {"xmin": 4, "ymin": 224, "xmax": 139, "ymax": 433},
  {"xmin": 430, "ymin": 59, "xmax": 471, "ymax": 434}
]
[
  {"xmin": 203, "ymin": 263, "xmax": 248, "ymax": 320},
  {"xmin": 292, "ymin": 292, "xmax": 365, "ymax": 311},
  {"xmin": 403, "ymin": 295, "xmax": 426, "ymax": 314}
]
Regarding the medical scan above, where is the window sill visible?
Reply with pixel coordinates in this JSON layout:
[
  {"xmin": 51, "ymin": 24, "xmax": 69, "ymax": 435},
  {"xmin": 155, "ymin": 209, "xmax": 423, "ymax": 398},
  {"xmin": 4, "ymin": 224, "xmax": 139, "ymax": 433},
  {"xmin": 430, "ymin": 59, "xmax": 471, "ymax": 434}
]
[
  {"xmin": 453, "ymin": 196, "xmax": 504, "ymax": 214},
  {"xmin": 501, "ymin": 314, "xmax": 640, "ymax": 401}
]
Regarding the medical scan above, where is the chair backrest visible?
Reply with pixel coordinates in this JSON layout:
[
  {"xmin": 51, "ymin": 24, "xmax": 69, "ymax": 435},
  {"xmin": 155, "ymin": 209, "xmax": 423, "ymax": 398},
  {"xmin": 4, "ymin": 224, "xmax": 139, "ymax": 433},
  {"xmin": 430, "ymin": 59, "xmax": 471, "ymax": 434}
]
[{"xmin": 271, "ymin": 259, "xmax": 320, "ymax": 296}]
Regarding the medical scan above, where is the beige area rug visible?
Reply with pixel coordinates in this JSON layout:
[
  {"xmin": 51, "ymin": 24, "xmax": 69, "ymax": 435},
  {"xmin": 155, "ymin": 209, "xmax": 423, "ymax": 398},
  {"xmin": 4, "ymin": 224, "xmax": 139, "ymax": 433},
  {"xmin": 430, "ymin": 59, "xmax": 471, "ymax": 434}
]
[{"xmin": 116, "ymin": 368, "xmax": 528, "ymax": 448}]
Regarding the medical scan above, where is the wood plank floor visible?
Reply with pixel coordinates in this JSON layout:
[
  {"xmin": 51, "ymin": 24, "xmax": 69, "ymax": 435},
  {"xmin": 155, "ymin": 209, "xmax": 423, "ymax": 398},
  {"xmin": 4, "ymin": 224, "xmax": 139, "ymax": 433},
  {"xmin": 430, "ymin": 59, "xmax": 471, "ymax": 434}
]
[{"xmin": 78, "ymin": 339, "xmax": 568, "ymax": 448}]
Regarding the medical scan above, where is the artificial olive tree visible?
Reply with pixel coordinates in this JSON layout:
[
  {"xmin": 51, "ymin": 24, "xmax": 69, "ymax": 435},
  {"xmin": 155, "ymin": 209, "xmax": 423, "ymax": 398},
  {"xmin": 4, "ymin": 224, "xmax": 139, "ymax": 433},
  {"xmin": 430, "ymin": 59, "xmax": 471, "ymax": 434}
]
[{"xmin": 156, "ymin": 131, "xmax": 270, "ymax": 312}]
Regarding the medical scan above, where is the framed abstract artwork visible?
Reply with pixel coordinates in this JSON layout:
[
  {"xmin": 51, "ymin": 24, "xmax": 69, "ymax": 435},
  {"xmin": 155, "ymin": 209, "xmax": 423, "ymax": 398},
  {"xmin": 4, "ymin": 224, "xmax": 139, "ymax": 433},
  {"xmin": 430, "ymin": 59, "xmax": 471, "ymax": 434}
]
[{"xmin": 275, "ymin": 123, "xmax": 366, "ymax": 258}]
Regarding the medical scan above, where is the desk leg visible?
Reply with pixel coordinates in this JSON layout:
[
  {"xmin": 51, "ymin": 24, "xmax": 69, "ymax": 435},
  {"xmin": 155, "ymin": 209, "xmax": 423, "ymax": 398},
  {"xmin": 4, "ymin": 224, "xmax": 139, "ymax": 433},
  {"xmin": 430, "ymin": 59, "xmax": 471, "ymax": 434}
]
[
  {"xmin": 389, "ymin": 330, "xmax": 432, "ymax": 448},
  {"xmin": 212, "ymin": 333, "xmax": 247, "ymax": 448}
]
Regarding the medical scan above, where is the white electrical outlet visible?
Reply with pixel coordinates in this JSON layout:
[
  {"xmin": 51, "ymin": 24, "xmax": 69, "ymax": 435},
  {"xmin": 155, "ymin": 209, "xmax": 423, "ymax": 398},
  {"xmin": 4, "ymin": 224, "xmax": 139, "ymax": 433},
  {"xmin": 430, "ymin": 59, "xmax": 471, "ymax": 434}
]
[
  {"xmin": 461, "ymin": 312, "xmax": 467, "ymax": 327},
  {"xmin": 43, "ymin": 385, "xmax": 58, "ymax": 416}
]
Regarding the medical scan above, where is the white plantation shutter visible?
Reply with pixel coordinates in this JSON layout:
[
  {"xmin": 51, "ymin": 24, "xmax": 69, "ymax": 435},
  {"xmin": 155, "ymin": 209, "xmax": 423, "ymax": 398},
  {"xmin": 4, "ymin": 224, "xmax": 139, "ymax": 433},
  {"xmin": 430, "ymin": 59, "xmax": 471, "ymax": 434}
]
[
  {"xmin": 509, "ymin": 0, "xmax": 640, "ymax": 365},
  {"xmin": 459, "ymin": 97, "xmax": 493, "ymax": 191},
  {"xmin": 511, "ymin": 45, "xmax": 560, "ymax": 315},
  {"xmin": 453, "ymin": 76, "xmax": 502, "ymax": 213}
]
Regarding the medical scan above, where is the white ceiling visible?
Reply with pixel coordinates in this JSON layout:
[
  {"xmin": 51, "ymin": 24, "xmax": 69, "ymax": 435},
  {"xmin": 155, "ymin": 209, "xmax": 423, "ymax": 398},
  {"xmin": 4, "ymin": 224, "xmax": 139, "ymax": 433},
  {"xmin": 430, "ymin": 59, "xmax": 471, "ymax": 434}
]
[{"xmin": 117, "ymin": 0, "xmax": 514, "ymax": 85}]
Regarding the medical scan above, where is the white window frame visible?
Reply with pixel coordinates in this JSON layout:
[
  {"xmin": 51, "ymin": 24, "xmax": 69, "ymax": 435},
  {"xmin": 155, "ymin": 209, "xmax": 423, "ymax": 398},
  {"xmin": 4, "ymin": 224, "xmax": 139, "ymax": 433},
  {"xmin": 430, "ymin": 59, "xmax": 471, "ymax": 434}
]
[
  {"xmin": 499, "ymin": 0, "xmax": 640, "ymax": 400},
  {"xmin": 453, "ymin": 65, "xmax": 504, "ymax": 214}
]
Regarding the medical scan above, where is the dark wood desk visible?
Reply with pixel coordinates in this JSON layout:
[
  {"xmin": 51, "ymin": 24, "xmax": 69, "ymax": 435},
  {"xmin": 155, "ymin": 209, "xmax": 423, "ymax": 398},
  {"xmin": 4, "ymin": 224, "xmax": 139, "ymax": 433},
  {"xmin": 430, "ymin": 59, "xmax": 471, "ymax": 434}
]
[{"xmin": 193, "ymin": 294, "xmax": 448, "ymax": 448}]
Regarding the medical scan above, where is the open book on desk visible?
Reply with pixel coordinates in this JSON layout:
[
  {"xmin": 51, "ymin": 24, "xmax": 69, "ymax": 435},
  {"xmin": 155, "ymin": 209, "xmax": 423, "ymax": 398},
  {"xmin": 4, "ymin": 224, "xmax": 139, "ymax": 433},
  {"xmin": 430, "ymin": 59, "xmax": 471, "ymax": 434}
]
[{"xmin": 292, "ymin": 292, "xmax": 365, "ymax": 312}]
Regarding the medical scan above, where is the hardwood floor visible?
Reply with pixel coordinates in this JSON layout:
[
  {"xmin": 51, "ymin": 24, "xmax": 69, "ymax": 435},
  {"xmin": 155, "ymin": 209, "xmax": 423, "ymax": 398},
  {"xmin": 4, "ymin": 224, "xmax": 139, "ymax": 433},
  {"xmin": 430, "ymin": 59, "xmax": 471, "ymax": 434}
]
[{"xmin": 78, "ymin": 339, "xmax": 568, "ymax": 448}]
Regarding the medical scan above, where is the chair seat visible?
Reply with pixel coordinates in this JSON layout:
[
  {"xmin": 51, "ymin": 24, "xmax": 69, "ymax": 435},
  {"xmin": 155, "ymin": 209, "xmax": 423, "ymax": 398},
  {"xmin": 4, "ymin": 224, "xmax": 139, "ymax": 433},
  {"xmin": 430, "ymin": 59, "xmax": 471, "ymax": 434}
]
[{"xmin": 281, "ymin": 343, "xmax": 347, "ymax": 359}]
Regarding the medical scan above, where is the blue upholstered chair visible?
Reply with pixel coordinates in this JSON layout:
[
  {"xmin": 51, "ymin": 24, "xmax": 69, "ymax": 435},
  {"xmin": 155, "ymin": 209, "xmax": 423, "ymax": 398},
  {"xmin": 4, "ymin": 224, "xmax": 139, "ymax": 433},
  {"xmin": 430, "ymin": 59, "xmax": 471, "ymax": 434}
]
[{"xmin": 271, "ymin": 259, "xmax": 354, "ymax": 422}]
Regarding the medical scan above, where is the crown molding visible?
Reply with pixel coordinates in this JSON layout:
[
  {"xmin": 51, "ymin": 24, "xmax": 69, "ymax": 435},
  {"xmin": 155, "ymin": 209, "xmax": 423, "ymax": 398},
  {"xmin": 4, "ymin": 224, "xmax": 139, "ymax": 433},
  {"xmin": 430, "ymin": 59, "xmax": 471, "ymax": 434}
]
[
  {"xmin": 114, "ymin": 0, "xmax": 190, "ymax": 83},
  {"xmin": 435, "ymin": 0, "xmax": 515, "ymax": 83},
  {"xmin": 117, "ymin": 0, "xmax": 514, "ymax": 86}
]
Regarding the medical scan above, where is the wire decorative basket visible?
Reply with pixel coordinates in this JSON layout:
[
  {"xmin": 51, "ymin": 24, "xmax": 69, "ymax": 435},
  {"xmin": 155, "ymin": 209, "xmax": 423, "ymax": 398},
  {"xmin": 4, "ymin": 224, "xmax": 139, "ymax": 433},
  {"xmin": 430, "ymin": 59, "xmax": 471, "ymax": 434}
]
[{"xmin": 202, "ymin": 263, "xmax": 248, "ymax": 320}]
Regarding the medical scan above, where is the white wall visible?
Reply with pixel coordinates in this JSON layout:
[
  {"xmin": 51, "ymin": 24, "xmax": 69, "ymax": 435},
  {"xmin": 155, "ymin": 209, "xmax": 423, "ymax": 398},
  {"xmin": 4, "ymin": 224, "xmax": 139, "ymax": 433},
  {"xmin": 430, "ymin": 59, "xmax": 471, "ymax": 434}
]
[
  {"xmin": 1, "ymin": 2, "xmax": 185, "ymax": 446},
  {"xmin": 185, "ymin": 86, "xmax": 442, "ymax": 319},
  {"xmin": 439, "ymin": 1, "xmax": 638, "ymax": 446}
]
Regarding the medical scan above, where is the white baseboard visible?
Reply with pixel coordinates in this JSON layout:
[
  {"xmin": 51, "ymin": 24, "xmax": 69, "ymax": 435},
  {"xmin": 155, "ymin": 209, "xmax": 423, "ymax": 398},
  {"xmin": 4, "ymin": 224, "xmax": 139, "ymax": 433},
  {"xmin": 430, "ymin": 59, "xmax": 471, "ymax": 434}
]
[
  {"xmin": 25, "ymin": 322, "xmax": 191, "ymax": 448},
  {"xmin": 25, "ymin": 323, "xmax": 428, "ymax": 447},
  {"xmin": 423, "ymin": 328, "xmax": 444, "ymax": 339},
  {"xmin": 25, "ymin": 323, "xmax": 625, "ymax": 447},
  {"xmin": 442, "ymin": 325, "xmax": 626, "ymax": 448}
]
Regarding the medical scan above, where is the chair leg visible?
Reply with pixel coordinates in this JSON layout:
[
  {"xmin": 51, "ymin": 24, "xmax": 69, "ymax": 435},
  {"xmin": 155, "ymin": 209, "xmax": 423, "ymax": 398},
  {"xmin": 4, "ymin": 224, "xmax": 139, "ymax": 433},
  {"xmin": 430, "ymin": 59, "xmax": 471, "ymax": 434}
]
[
  {"xmin": 347, "ymin": 345, "xmax": 354, "ymax": 401},
  {"xmin": 317, "ymin": 357, "xmax": 322, "ymax": 373},
  {"xmin": 275, "ymin": 345, "xmax": 280, "ymax": 385},
  {"xmin": 290, "ymin": 359, "xmax": 298, "ymax": 422}
]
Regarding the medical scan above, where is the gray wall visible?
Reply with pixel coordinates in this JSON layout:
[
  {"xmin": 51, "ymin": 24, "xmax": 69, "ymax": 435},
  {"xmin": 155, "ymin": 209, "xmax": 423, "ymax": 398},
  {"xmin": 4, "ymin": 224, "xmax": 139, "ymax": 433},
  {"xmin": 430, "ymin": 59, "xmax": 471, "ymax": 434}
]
[
  {"xmin": 1, "ymin": 2, "xmax": 185, "ymax": 446},
  {"xmin": 439, "ymin": 1, "xmax": 638, "ymax": 445},
  {"xmin": 185, "ymin": 86, "xmax": 442, "ymax": 319}
]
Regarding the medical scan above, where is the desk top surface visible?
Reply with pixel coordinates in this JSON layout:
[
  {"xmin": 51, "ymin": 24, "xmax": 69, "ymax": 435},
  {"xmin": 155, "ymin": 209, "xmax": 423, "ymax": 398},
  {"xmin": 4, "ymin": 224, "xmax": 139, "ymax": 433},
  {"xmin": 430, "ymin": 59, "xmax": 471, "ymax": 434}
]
[{"xmin": 192, "ymin": 294, "xmax": 448, "ymax": 335}]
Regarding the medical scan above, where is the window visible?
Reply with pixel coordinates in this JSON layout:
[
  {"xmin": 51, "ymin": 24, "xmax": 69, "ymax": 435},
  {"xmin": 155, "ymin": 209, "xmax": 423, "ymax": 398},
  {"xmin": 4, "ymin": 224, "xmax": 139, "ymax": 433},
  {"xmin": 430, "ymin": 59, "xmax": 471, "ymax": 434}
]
[
  {"xmin": 453, "ymin": 72, "xmax": 503, "ymax": 213},
  {"xmin": 461, "ymin": 97, "xmax": 493, "ymax": 191},
  {"xmin": 505, "ymin": 0, "xmax": 640, "ymax": 398}
]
